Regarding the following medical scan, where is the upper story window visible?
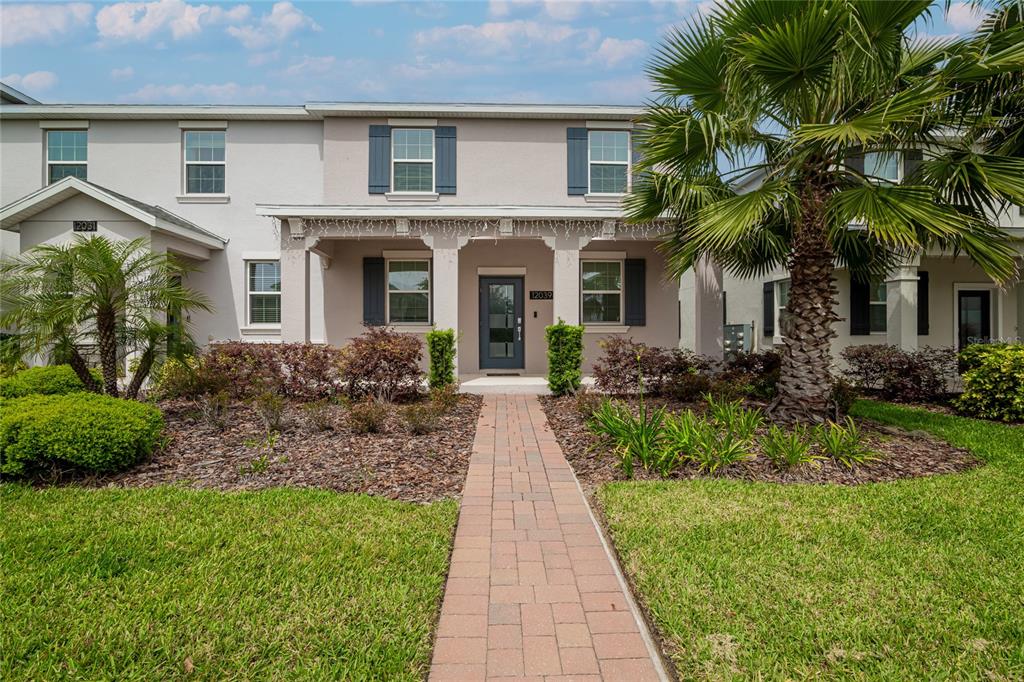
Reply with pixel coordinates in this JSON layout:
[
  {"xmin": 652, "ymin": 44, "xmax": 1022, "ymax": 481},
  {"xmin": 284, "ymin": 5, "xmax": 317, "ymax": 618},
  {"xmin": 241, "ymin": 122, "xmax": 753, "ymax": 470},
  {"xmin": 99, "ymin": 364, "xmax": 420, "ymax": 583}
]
[
  {"xmin": 184, "ymin": 131, "xmax": 225, "ymax": 194},
  {"xmin": 47, "ymin": 130, "xmax": 87, "ymax": 183},
  {"xmin": 392, "ymin": 129, "xmax": 434, "ymax": 193},
  {"xmin": 387, "ymin": 259, "xmax": 430, "ymax": 323},
  {"xmin": 247, "ymin": 260, "xmax": 281, "ymax": 326},
  {"xmin": 864, "ymin": 152, "xmax": 900, "ymax": 183},
  {"xmin": 589, "ymin": 130, "xmax": 630, "ymax": 194},
  {"xmin": 581, "ymin": 260, "xmax": 623, "ymax": 324}
]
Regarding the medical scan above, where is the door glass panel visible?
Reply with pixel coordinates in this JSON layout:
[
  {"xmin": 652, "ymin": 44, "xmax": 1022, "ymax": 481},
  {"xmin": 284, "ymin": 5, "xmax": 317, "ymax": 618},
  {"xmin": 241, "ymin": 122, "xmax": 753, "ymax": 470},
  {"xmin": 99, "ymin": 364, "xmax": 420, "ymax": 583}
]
[
  {"xmin": 488, "ymin": 284, "xmax": 515, "ymax": 359},
  {"xmin": 959, "ymin": 292, "xmax": 989, "ymax": 347}
]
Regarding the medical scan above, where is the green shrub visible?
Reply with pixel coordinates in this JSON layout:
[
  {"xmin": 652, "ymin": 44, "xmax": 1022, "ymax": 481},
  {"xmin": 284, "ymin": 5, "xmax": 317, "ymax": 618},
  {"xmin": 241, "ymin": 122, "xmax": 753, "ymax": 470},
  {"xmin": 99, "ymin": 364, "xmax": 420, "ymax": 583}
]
[
  {"xmin": 957, "ymin": 342, "xmax": 1010, "ymax": 373},
  {"xmin": 0, "ymin": 365, "xmax": 100, "ymax": 398},
  {"xmin": 588, "ymin": 398, "xmax": 665, "ymax": 479},
  {"xmin": 816, "ymin": 416, "xmax": 878, "ymax": 468},
  {"xmin": 347, "ymin": 398, "xmax": 390, "ymax": 434},
  {"xmin": 545, "ymin": 319, "xmax": 584, "ymax": 396},
  {"xmin": 955, "ymin": 344, "xmax": 1024, "ymax": 422},
  {"xmin": 430, "ymin": 383, "xmax": 460, "ymax": 413},
  {"xmin": 0, "ymin": 393, "xmax": 164, "ymax": 475},
  {"xmin": 402, "ymin": 402, "xmax": 441, "ymax": 435},
  {"xmin": 760, "ymin": 424, "xmax": 821, "ymax": 470},
  {"xmin": 426, "ymin": 328, "xmax": 457, "ymax": 390}
]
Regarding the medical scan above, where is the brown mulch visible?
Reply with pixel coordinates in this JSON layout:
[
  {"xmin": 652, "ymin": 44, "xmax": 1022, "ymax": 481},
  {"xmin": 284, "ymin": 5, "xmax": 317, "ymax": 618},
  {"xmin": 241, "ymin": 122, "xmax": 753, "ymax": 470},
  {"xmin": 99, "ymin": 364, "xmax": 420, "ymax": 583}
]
[
  {"xmin": 541, "ymin": 395, "xmax": 981, "ymax": 490},
  {"xmin": 97, "ymin": 395, "xmax": 483, "ymax": 504}
]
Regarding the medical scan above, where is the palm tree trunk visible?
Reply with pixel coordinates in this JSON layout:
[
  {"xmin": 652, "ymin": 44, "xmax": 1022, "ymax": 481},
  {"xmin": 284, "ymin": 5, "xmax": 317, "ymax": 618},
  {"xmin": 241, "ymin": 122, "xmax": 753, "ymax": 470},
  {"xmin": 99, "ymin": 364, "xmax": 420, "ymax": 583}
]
[
  {"xmin": 96, "ymin": 306, "xmax": 119, "ymax": 397},
  {"xmin": 771, "ymin": 185, "xmax": 838, "ymax": 423},
  {"xmin": 68, "ymin": 347, "xmax": 101, "ymax": 393},
  {"xmin": 125, "ymin": 344, "xmax": 155, "ymax": 400}
]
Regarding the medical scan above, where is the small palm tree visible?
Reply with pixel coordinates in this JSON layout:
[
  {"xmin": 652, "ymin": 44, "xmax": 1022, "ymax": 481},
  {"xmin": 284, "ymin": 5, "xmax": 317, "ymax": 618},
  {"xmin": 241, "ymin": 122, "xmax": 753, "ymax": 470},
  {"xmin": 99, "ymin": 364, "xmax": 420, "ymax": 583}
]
[
  {"xmin": 628, "ymin": 0, "xmax": 1024, "ymax": 421},
  {"xmin": 0, "ymin": 235, "xmax": 211, "ymax": 399}
]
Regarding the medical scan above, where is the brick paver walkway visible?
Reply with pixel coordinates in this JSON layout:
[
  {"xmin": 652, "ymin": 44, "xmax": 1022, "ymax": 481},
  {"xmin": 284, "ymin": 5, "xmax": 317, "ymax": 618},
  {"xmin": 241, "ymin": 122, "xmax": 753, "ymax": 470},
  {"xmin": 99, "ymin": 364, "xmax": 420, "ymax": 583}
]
[{"xmin": 429, "ymin": 395, "xmax": 668, "ymax": 682}]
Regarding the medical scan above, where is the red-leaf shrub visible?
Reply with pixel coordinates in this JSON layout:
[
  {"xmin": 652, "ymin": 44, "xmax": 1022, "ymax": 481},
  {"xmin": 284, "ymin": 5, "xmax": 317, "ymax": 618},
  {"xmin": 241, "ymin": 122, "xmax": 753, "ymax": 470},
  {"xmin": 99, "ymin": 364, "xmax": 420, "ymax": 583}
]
[
  {"xmin": 593, "ymin": 337, "xmax": 709, "ymax": 396},
  {"xmin": 720, "ymin": 350, "xmax": 782, "ymax": 400},
  {"xmin": 841, "ymin": 344, "xmax": 957, "ymax": 402},
  {"xmin": 339, "ymin": 327, "xmax": 424, "ymax": 402},
  {"xmin": 199, "ymin": 342, "xmax": 343, "ymax": 400}
]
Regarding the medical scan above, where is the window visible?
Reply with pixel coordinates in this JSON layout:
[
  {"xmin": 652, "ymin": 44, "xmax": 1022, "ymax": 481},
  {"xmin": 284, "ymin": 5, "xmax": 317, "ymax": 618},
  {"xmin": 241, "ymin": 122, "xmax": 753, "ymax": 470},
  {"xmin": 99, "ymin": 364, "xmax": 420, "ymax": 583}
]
[
  {"xmin": 589, "ymin": 130, "xmax": 629, "ymax": 194},
  {"xmin": 247, "ymin": 261, "xmax": 280, "ymax": 325},
  {"xmin": 864, "ymin": 152, "xmax": 900, "ymax": 183},
  {"xmin": 581, "ymin": 260, "xmax": 623, "ymax": 323},
  {"xmin": 184, "ymin": 131, "xmax": 225, "ymax": 194},
  {"xmin": 776, "ymin": 279, "xmax": 790, "ymax": 336},
  {"xmin": 47, "ymin": 130, "xmax": 87, "ymax": 183},
  {"xmin": 392, "ymin": 128, "xmax": 434, "ymax": 193},
  {"xmin": 869, "ymin": 278, "xmax": 887, "ymax": 333},
  {"xmin": 387, "ymin": 260, "xmax": 430, "ymax": 323}
]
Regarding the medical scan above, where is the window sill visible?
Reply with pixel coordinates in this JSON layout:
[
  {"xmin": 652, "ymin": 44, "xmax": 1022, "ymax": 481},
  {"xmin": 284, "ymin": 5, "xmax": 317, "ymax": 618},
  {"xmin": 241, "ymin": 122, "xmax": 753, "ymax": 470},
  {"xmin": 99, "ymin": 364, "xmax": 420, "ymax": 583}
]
[
  {"xmin": 240, "ymin": 326, "xmax": 281, "ymax": 335},
  {"xmin": 584, "ymin": 193, "xmax": 626, "ymax": 203},
  {"xmin": 177, "ymin": 194, "xmax": 230, "ymax": 204},
  {"xmin": 385, "ymin": 192, "xmax": 439, "ymax": 202},
  {"xmin": 584, "ymin": 325, "xmax": 629, "ymax": 334},
  {"xmin": 387, "ymin": 324, "xmax": 432, "ymax": 334}
]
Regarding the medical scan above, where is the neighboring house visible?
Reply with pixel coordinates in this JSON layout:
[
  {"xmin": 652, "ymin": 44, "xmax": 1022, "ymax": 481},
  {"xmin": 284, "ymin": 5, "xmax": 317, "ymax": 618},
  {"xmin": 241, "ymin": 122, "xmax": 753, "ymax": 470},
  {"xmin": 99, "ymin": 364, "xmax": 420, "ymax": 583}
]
[
  {"xmin": 699, "ymin": 155, "xmax": 1024, "ymax": 361},
  {"xmin": 0, "ymin": 99, "xmax": 704, "ymax": 376}
]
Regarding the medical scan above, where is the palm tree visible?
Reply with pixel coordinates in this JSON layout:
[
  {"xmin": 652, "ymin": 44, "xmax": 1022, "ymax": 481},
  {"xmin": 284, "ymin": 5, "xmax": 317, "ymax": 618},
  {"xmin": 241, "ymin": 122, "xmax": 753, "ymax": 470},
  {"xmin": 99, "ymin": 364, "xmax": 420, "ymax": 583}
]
[
  {"xmin": 627, "ymin": 0, "xmax": 1024, "ymax": 422},
  {"xmin": 0, "ymin": 235, "xmax": 211, "ymax": 399}
]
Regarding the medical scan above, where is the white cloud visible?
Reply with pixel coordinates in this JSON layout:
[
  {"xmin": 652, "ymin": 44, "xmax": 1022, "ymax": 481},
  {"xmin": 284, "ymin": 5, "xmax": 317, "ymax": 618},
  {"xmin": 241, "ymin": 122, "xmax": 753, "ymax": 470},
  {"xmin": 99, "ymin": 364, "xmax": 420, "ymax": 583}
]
[
  {"xmin": 0, "ymin": 3, "xmax": 92, "ymax": 47},
  {"xmin": 226, "ymin": 2, "xmax": 320, "ymax": 50},
  {"xmin": 543, "ymin": 1, "xmax": 582, "ymax": 21},
  {"xmin": 2, "ymin": 71, "xmax": 59, "ymax": 92},
  {"xmin": 415, "ymin": 19, "xmax": 599, "ymax": 56},
  {"xmin": 95, "ymin": 0, "xmax": 250, "ymax": 42},
  {"xmin": 592, "ymin": 36, "xmax": 647, "ymax": 66},
  {"xmin": 278, "ymin": 55, "xmax": 337, "ymax": 78},
  {"xmin": 946, "ymin": 2, "xmax": 984, "ymax": 33},
  {"xmin": 247, "ymin": 50, "xmax": 281, "ymax": 66},
  {"xmin": 589, "ymin": 74, "xmax": 652, "ymax": 103},
  {"xmin": 110, "ymin": 66, "xmax": 135, "ymax": 80},
  {"xmin": 121, "ymin": 81, "xmax": 269, "ymax": 103},
  {"xmin": 392, "ymin": 58, "xmax": 498, "ymax": 80}
]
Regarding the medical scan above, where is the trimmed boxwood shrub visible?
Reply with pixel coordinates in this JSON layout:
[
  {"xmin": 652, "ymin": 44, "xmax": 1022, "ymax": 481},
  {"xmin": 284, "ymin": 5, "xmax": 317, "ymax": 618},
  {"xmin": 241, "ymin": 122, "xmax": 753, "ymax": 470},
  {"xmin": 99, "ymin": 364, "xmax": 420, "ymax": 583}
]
[
  {"xmin": 546, "ymin": 319, "xmax": 584, "ymax": 396},
  {"xmin": 0, "ymin": 393, "xmax": 164, "ymax": 476},
  {"xmin": 0, "ymin": 365, "xmax": 101, "ymax": 398},
  {"xmin": 426, "ymin": 328, "xmax": 457, "ymax": 390},
  {"xmin": 955, "ymin": 344, "xmax": 1024, "ymax": 422}
]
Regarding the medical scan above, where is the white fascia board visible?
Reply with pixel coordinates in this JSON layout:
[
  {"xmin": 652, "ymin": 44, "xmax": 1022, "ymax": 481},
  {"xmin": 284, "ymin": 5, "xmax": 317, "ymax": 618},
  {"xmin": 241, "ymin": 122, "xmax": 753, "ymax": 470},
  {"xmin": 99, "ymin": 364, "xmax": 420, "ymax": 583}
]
[
  {"xmin": 152, "ymin": 218, "xmax": 227, "ymax": 250},
  {"xmin": 256, "ymin": 204, "xmax": 631, "ymax": 219},
  {"xmin": 0, "ymin": 105, "xmax": 311, "ymax": 120},
  {"xmin": 306, "ymin": 102, "xmax": 643, "ymax": 120}
]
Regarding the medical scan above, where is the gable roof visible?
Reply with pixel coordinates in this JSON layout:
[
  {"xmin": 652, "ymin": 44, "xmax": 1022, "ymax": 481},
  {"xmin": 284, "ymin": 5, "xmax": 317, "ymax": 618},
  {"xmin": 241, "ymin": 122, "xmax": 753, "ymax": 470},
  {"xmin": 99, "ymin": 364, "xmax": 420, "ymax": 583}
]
[
  {"xmin": 0, "ymin": 82, "xmax": 40, "ymax": 105},
  {"xmin": 0, "ymin": 177, "xmax": 227, "ymax": 250}
]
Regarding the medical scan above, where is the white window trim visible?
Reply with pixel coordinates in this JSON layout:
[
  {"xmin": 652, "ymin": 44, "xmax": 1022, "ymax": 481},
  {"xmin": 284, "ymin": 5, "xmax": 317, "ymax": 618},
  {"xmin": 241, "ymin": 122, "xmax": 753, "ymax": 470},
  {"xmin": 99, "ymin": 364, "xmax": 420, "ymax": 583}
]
[
  {"xmin": 245, "ymin": 260, "xmax": 281, "ymax": 329},
  {"xmin": 391, "ymin": 128, "xmax": 435, "ymax": 195},
  {"xmin": 45, "ymin": 129, "xmax": 87, "ymax": 185},
  {"xmin": 773, "ymin": 279, "xmax": 790, "ymax": 343},
  {"xmin": 580, "ymin": 259, "xmax": 624, "ymax": 325},
  {"xmin": 869, "ymin": 279, "xmax": 887, "ymax": 334},
  {"xmin": 386, "ymin": 258, "xmax": 432, "ymax": 325},
  {"xmin": 952, "ymin": 282, "xmax": 1001, "ymax": 348},
  {"xmin": 587, "ymin": 129, "xmax": 630, "ymax": 196},
  {"xmin": 182, "ymin": 129, "xmax": 227, "ymax": 197}
]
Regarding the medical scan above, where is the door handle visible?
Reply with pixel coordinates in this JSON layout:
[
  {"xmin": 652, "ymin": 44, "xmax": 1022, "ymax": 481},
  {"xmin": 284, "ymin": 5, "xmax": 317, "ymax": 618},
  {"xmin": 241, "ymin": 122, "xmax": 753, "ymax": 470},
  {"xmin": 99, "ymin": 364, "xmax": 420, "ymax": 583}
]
[{"xmin": 517, "ymin": 317, "xmax": 522, "ymax": 341}]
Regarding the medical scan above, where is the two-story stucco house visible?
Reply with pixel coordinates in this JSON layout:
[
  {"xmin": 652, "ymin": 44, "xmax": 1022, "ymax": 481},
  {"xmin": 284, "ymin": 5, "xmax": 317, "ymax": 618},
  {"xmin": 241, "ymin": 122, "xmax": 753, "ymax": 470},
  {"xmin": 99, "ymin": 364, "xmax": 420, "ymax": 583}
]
[{"xmin": 1, "ymin": 98, "xmax": 726, "ymax": 376}]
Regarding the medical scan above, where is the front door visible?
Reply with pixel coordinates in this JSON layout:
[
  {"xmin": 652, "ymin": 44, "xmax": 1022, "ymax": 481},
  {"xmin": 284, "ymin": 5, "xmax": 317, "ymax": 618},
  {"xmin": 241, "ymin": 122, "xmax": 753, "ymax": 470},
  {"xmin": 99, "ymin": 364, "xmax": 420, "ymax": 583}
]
[
  {"xmin": 957, "ymin": 289, "xmax": 992, "ymax": 349},
  {"xmin": 479, "ymin": 277, "xmax": 524, "ymax": 370}
]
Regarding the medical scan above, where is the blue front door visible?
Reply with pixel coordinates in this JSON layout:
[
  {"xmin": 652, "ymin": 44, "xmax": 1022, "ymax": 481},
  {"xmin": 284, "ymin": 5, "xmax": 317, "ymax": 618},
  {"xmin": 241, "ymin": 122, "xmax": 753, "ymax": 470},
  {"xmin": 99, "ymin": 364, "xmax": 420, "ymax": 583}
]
[{"xmin": 479, "ymin": 277, "xmax": 524, "ymax": 370}]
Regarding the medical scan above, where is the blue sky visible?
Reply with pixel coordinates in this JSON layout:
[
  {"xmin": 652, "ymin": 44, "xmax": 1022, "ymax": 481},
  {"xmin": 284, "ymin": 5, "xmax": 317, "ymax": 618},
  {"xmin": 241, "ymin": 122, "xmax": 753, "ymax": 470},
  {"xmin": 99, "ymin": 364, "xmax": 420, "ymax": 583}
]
[{"xmin": 0, "ymin": 1, "xmax": 986, "ymax": 105}]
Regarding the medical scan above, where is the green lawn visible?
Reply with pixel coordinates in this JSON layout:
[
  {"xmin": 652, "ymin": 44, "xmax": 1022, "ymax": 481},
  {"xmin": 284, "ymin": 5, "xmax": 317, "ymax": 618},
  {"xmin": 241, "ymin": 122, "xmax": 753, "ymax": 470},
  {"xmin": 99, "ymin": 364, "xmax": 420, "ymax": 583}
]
[
  {"xmin": 0, "ymin": 486, "xmax": 457, "ymax": 681},
  {"xmin": 598, "ymin": 402, "xmax": 1024, "ymax": 680}
]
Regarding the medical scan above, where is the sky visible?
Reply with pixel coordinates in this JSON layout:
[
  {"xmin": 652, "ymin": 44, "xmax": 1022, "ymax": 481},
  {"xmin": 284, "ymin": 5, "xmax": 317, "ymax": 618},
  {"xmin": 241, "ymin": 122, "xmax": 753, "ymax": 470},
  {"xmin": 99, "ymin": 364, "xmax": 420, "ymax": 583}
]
[{"xmin": 0, "ymin": 0, "xmax": 988, "ymax": 106}]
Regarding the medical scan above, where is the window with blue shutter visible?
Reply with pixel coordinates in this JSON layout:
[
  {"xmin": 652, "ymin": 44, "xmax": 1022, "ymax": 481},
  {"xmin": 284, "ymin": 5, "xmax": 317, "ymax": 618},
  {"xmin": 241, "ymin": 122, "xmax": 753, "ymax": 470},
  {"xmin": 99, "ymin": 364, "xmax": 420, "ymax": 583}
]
[
  {"xmin": 368, "ymin": 125, "xmax": 391, "ymax": 194},
  {"xmin": 567, "ymin": 128, "xmax": 588, "ymax": 195},
  {"xmin": 363, "ymin": 257, "xmax": 386, "ymax": 324},
  {"xmin": 624, "ymin": 259, "xmax": 646, "ymax": 326},
  {"xmin": 435, "ymin": 126, "xmax": 456, "ymax": 195}
]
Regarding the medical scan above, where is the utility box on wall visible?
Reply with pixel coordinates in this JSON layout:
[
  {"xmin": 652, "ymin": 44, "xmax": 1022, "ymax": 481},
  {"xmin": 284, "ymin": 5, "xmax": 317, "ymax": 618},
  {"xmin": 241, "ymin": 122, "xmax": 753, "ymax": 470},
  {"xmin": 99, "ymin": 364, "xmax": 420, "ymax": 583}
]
[{"xmin": 723, "ymin": 323, "xmax": 753, "ymax": 361}]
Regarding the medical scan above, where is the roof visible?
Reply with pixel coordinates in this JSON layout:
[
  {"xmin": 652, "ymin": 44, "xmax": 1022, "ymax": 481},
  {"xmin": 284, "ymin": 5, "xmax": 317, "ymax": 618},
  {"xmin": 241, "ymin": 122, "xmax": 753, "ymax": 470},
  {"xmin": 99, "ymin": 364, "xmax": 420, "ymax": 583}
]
[
  {"xmin": 0, "ymin": 177, "xmax": 227, "ymax": 250},
  {"xmin": 0, "ymin": 82, "xmax": 40, "ymax": 105},
  {"xmin": 0, "ymin": 101, "xmax": 642, "ymax": 122}
]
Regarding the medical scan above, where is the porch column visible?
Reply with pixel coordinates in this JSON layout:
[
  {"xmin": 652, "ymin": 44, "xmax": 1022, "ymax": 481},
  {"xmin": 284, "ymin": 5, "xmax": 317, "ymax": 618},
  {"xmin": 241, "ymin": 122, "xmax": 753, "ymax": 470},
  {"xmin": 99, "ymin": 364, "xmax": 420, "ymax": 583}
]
[
  {"xmin": 280, "ymin": 219, "xmax": 309, "ymax": 343},
  {"xmin": 544, "ymin": 235, "xmax": 592, "ymax": 325},
  {"xmin": 886, "ymin": 256, "xmax": 920, "ymax": 351},
  {"xmin": 423, "ymin": 234, "xmax": 468, "ymax": 371},
  {"xmin": 694, "ymin": 256, "xmax": 724, "ymax": 358}
]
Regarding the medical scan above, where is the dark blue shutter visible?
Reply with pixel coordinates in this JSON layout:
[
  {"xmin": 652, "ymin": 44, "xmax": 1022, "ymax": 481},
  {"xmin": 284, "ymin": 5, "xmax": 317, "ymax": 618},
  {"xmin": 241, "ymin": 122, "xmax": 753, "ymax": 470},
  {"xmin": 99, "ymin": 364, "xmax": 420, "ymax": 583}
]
[
  {"xmin": 435, "ymin": 126, "xmax": 456, "ymax": 195},
  {"xmin": 903, "ymin": 149, "xmax": 923, "ymax": 183},
  {"xmin": 624, "ymin": 258, "xmax": 646, "ymax": 326},
  {"xmin": 762, "ymin": 282, "xmax": 775, "ymax": 336},
  {"xmin": 850, "ymin": 274, "xmax": 870, "ymax": 335},
  {"xmin": 368, "ymin": 125, "xmax": 390, "ymax": 194},
  {"xmin": 917, "ymin": 270, "xmax": 929, "ymax": 335},
  {"xmin": 567, "ymin": 127, "xmax": 588, "ymax": 195},
  {"xmin": 363, "ymin": 257, "xmax": 385, "ymax": 325}
]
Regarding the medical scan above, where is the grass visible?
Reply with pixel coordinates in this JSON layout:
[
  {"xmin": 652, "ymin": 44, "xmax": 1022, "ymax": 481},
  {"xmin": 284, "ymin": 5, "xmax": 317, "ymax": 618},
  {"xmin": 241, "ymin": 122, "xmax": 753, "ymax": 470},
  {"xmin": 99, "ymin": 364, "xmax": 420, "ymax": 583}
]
[
  {"xmin": 0, "ymin": 485, "xmax": 458, "ymax": 681},
  {"xmin": 598, "ymin": 401, "xmax": 1024, "ymax": 680}
]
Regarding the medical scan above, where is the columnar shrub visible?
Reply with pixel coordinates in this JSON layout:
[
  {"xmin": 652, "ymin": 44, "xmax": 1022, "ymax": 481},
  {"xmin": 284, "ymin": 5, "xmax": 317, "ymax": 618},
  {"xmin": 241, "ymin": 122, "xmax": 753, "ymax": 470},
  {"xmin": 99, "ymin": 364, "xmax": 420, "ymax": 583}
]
[
  {"xmin": 955, "ymin": 344, "xmax": 1024, "ymax": 422},
  {"xmin": 426, "ymin": 328, "xmax": 457, "ymax": 390},
  {"xmin": 841, "ymin": 344, "xmax": 957, "ymax": 402},
  {"xmin": 0, "ymin": 393, "xmax": 164, "ymax": 475},
  {"xmin": 545, "ymin": 319, "xmax": 584, "ymax": 396},
  {"xmin": 0, "ymin": 365, "xmax": 101, "ymax": 398},
  {"xmin": 339, "ymin": 327, "xmax": 424, "ymax": 402}
]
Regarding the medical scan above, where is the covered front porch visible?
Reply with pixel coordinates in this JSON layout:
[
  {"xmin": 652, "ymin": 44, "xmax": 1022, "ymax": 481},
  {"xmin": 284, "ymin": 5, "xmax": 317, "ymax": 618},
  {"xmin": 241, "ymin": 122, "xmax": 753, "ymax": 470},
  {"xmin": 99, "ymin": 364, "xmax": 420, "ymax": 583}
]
[{"xmin": 258, "ymin": 205, "xmax": 723, "ymax": 376}]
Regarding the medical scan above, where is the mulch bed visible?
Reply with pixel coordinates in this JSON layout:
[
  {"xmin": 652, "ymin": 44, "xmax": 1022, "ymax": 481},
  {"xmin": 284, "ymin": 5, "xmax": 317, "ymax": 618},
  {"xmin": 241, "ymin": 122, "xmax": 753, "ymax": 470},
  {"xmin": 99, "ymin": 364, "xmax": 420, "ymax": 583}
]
[
  {"xmin": 97, "ymin": 395, "xmax": 483, "ymax": 504},
  {"xmin": 541, "ymin": 395, "xmax": 981, "ymax": 490}
]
